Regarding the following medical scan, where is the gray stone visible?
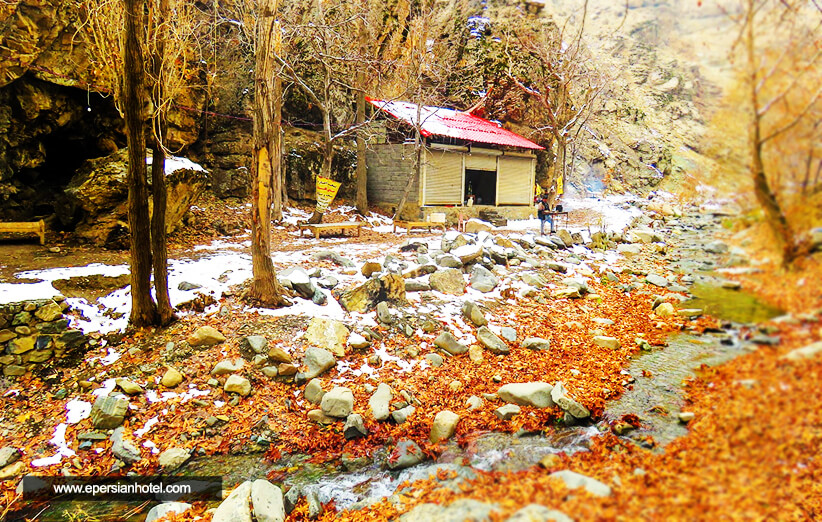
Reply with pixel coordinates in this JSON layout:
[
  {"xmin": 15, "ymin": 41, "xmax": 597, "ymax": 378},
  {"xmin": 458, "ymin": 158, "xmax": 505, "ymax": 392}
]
[
  {"xmin": 430, "ymin": 410, "xmax": 460, "ymax": 443},
  {"xmin": 224, "ymin": 375, "xmax": 251, "ymax": 396},
  {"xmin": 617, "ymin": 243, "xmax": 642, "ymax": 256},
  {"xmin": 470, "ymin": 265, "xmax": 498, "ymax": 293},
  {"xmin": 317, "ymin": 275, "xmax": 338, "ymax": 289},
  {"xmin": 111, "ymin": 427, "xmax": 141, "ymax": 464},
  {"xmin": 506, "ymin": 504, "xmax": 574, "ymax": 522},
  {"xmin": 251, "ymin": 479, "xmax": 285, "ymax": 522},
  {"xmin": 304, "ymin": 379, "xmax": 325, "ymax": 404},
  {"xmin": 0, "ymin": 447, "xmax": 20, "ymax": 468},
  {"xmin": 498, "ymin": 382, "xmax": 554, "ymax": 408},
  {"xmin": 243, "ymin": 335, "xmax": 268, "ymax": 354},
  {"xmin": 278, "ymin": 266, "xmax": 316, "ymax": 299},
  {"xmin": 212, "ymin": 480, "xmax": 253, "ymax": 522},
  {"xmin": 434, "ymin": 331, "xmax": 469, "ymax": 355},
  {"xmin": 520, "ymin": 272, "xmax": 548, "ymax": 288},
  {"xmin": 304, "ymin": 347, "xmax": 336, "ymax": 379},
  {"xmin": 436, "ymin": 254, "xmax": 463, "ymax": 268},
  {"xmin": 391, "ymin": 405, "xmax": 415, "ymax": 424},
  {"xmin": 369, "ymin": 383, "xmax": 393, "ymax": 421},
  {"xmin": 500, "ymin": 327, "xmax": 517, "ymax": 343},
  {"xmin": 494, "ymin": 404, "xmax": 520, "ymax": 420},
  {"xmin": 305, "ymin": 318, "xmax": 349, "ymax": 357},
  {"xmin": 376, "ymin": 302, "xmax": 393, "ymax": 324},
  {"xmin": 347, "ymin": 332, "xmax": 371, "ymax": 350},
  {"xmin": 705, "ymin": 241, "xmax": 729, "ymax": 254},
  {"xmin": 549, "ymin": 470, "xmax": 611, "ymax": 497},
  {"xmin": 461, "ymin": 301, "xmax": 487, "ymax": 327},
  {"xmin": 593, "ymin": 336, "xmax": 620, "ymax": 350},
  {"xmin": 645, "ymin": 273, "xmax": 669, "ymax": 288},
  {"xmin": 343, "ymin": 413, "xmax": 368, "ymax": 440},
  {"xmin": 551, "ymin": 382, "xmax": 590, "ymax": 419},
  {"xmin": 320, "ymin": 386, "xmax": 354, "ymax": 418},
  {"xmin": 405, "ymin": 279, "xmax": 431, "ymax": 292},
  {"xmin": 387, "ymin": 439, "xmax": 425, "ymax": 470},
  {"xmin": 187, "ymin": 326, "xmax": 226, "ymax": 347},
  {"xmin": 312, "ymin": 250, "xmax": 355, "ymax": 267},
  {"xmin": 91, "ymin": 395, "xmax": 128, "ymax": 429},
  {"xmin": 781, "ymin": 341, "xmax": 822, "ymax": 361},
  {"xmin": 429, "ymin": 268, "xmax": 466, "ymax": 295},
  {"xmin": 425, "ymin": 353, "xmax": 444, "ymax": 367},
  {"xmin": 211, "ymin": 358, "xmax": 244, "ymax": 376},
  {"xmin": 522, "ymin": 337, "xmax": 550, "ymax": 351},
  {"xmin": 177, "ymin": 281, "xmax": 202, "ymax": 291},
  {"xmin": 158, "ymin": 447, "xmax": 190, "ymax": 471},
  {"xmin": 400, "ymin": 499, "xmax": 499, "ymax": 522},
  {"xmin": 145, "ymin": 502, "xmax": 192, "ymax": 522},
  {"xmin": 477, "ymin": 326, "xmax": 509, "ymax": 355}
]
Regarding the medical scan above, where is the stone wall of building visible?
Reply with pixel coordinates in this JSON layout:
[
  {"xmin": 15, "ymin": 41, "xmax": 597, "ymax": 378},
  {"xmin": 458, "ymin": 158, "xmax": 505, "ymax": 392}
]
[
  {"xmin": 366, "ymin": 143, "xmax": 419, "ymax": 218},
  {"xmin": 0, "ymin": 297, "xmax": 88, "ymax": 377}
]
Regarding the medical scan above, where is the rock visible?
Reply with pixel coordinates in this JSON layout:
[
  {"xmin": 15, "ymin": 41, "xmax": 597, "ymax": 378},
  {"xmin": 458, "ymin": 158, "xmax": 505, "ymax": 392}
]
[
  {"xmin": 494, "ymin": 404, "xmax": 521, "ymax": 420},
  {"xmin": 278, "ymin": 363, "xmax": 298, "ymax": 376},
  {"xmin": 469, "ymin": 265, "xmax": 498, "ymax": 293},
  {"xmin": 303, "ymin": 347, "xmax": 336, "ymax": 379},
  {"xmin": 111, "ymin": 427, "xmax": 141, "ymax": 464},
  {"xmin": 452, "ymin": 243, "xmax": 484, "ymax": 265},
  {"xmin": 224, "ymin": 375, "xmax": 252, "ymax": 396},
  {"xmin": 679, "ymin": 411, "xmax": 695, "ymax": 423},
  {"xmin": 626, "ymin": 228, "xmax": 662, "ymax": 244},
  {"xmin": 549, "ymin": 470, "xmax": 611, "ymax": 497},
  {"xmin": 538, "ymin": 454, "xmax": 563, "ymax": 469},
  {"xmin": 721, "ymin": 280, "xmax": 741, "ymax": 290},
  {"xmin": 303, "ymin": 378, "xmax": 326, "ymax": 405},
  {"xmin": 520, "ymin": 272, "xmax": 548, "ymax": 288},
  {"xmin": 35, "ymin": 302, "xmax": 63, "ymax": 322},
  {"xmin": 347, "ymin": 332, "xmax": 370, "ymax": 350},
  {"xmin": 242, "ymin": 335, "xmax": 268, "ymax": 354},
  {"xmin": 430, "ymin": 410, "xmax": 460, "ymax": 443},
  {"xmin": 161, "ymin": 367, "xmax": 184, "ymax": 388},
  {"xmin": 425, "ymin": 353, "xmax": 444, "ymax": 367},
  {"xmin": 677, "ymin": 309, "xmax": 703, "ymax": 318},
  {"xmin": 0, "ymin": 461, "xmax": 26, "ymax": 480},
  {"xmin": 593, "ymin": 336, "xmax": 620, "ymax": 350},
  {"xmin": 466, "ymin": 395, "xmax": 484, "ymax": 410},
  {"xmin": 312, "ymin": 250, "xmax": 355, "ymax": 267},
  {"xmin": 557, "ymin": 229, "xmax": 573, "ymax": 247},
  {"xmin": 391, "ymin": 405, "xmax": 416, "ymax": 424},
  {"xmin": 705, "ymin": 241, "xmax": 729, "ymax": 254},
  {"xmin": 655, "ymin": 302, "xmax": 675, "ymax": 317},
  {"xmin": 645, "ymin": 273, "xmax": 669, "ymax": 288},
  {"xmin": 436, "ymin": 254, "xmax": 463, "ymax": 268},
  {"xmin": 464, "ymin": 220, "xmax": 493, "ymax": 233},
  {"xmin": 158, "ymin": 447, "xmax": 190, "ymax": 471},
  {"xmin": 268, "ymin": 346, "xmax": 292, "ymax": 363},
  {"xmin": 361, "ymin": 262, "xmax": 382, "ymax": 278},
  {"xmin": 429, "ymin": 268, "xmax": 466, "ymax": 295},
  {"xmin": 305, "ymin": 318, "xmax": 349, "ymax": 357},
  {"xmin": 522, "ymin": 337, "xmax": 550, "ymax": 351},
  {"xmin": 551, "ymin": 382, "xmax": 590, "ymax": 419},
  {"xmin": 115, "ymin": 378, "xmax": 143, "ymax": 395},
  {"xmin": 500, "ymin": 327, "xmax": 517, "ymax": 343},
  {"xmin": 211, "ymin": 358, "xmax": 244, "ymax": 376},
  {"xmin": 91, "ymin": 395, "xmax": 128, "ymax": 429},
  {"xmin": 387, "ymin": 439, "xmax": 425, "ymax": 470},
  {"xmin": 320, "ymin": 386, "xmax": 354, "ymax": 418},
  {"xmin": 0, "ymin": 447, "xmax": 21, "ymax": 469},
  {"xmin": 461, "ymin": 301, "xmax": 487, "ymax": 327},
  {"xmin": 212, "ymin": 480, "xmax": 253, "ymax": 522},
  {"xmin": 343, "ymin": 413, "xmax": 368, "ymax": 440},
  {"xmin": 434, "ymin": 331, "xmax": 469, "ymax": 355},
  {"xmin": 400, "ymin": 500, "xmax": 498, "ymax": 522},
  {"xmin": 405, "ymin": 279, "xmax": 431, "ymax": 292},
  {"xmin": 468, "ymin": 344, "xmax": 484, "ymax": 364},
  {"xmin": 617, "ymin": 243, "xmax": 642, "ymax": 256},
  {"xmin": 187, "ymin": 326, "xmax": 226, "ymax": 347},
  {"xmin": 376, "ymin": 302, "xmax": 393, "ymax": 324},
  {"xmin": 317, "ymin": 276, "xmax": 338, "ymax": 289},
  {"xmin": 506, "ymin": 504, "xmax": 574, "ymax": 522},
  {"xmin": 307, "ymin": 409, "xmax": 336, "ymax": 425},
  {"xmin": 7, "ymin": 336, "xmax": 34, "ymax": 355},
  {"xmin": 145, "ymin": 503, "xmax": 192, "ymax": 522},
  {"xmin": 251, "ymin": 479, "xmax": 285, "ymax": 522},
  {"xmin": 336, "ymin": 273, "xmax": 406, "ymax": 313},
  {"xmin": 781, "ymin": 341, "xmax": 822, "ymax": 361},
  {"xmin": 177, "ymin": 281, "xmax": 202, "ymax": 291},
  {"xmin": 369, "ymin": 383, "xmax": 393, "ymax": 421},
  {"xmin": 477, "ymin": 326, "xmax": 509, "ymax": 355},
  {"xmin": 497, "ymin": 382, "xmax": 554, "ymax": 408}
]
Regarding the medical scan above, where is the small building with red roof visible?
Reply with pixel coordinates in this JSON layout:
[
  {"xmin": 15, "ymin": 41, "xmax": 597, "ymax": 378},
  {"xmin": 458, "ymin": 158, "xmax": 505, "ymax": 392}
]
[{"xmin": 366, "ymin": 99, "xmax": 543, "ymax": 220}]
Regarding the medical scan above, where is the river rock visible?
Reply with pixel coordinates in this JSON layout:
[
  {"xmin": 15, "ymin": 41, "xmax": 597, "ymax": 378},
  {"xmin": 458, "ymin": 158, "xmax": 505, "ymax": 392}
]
[
  {"xmin": 336, "ymin": 273, "xmax": 406, "ymax": 312},
  {"xmin": 477, "ymin": 326, "xmax": 509, "ymax": 355},
  {"xmin": 705, "ymin": 240, "xmax": 729, "ymax": 254},
  {"xmin": 430, "ymin": 410, "xmax": 460, "ymax": 443},
  {"xmin": 361, "ymin": 262, "xmax": 382, "ymax": 278},
  {"xmin": 425, "ymin": 353, "xmax": 444, "ymax": 367},
  {"xmin": 506, "ymin": 504, "xmax": 573, "ymax": 522},
  {"xmin": 520, "ymin": 272, "xmax": 548, "ymax": 288},
  {"xmin": 304, "ymin": 379, "xmax": 325, "ymax": 404},
  {"xmin": 434, "ymin": 331, "xmax": 468, "ymax": 355},
  {"xmin": 347, "ymin": 332, "xmax": 370, "ymax": 350},
  {"xmin": 251, "ymin": 479, "xmax": 285, "ymax": 522},
  {"xmin": 212, "ymin": 480, "xmax": 253, "ymax": 522},
  {"xmin": 0, "ymin": 447, "xmax": 21, "ymax": 468},
  {"xmin": 500, "ymin": 327, "xmax": 517, "ymax": 343},
  {"xmin": 211, "ymin": 358, "xmax": 244, "ymax": 376},
  {"xmin": 376, "ymin": 302, "xmax": 393, "ymax": 324},
  {"xmin": 303, "ymin": 347, "xmax": 336, "ymax": 379},
  {"xmin": 549, "ymin": 470, "xmax": 611, "ymax": 497},
  {"xmin": 498, "ymin": 382, "xmax": 554, "ymax": 408},
  {"xmin": 111, "ymin": 427, "xmax": 141, "ymax": 464},
  {"xmin": 436, "ymin": 254, "xmax": 463, "ymax": 268},
  {"xmin": 161, "ymin": 367, "xmax": 184, "ymax": 388},
  {"xmin": 158, "ymin": 447, "xmax": 190, "ymax": 471},
  {"xmin": 115, "ymin": 378, "xmax": 143, "ymax": 395},
  {"xmin": 429, "ymin": 268, "xmax": 466, "ymax": 295},
  {"xmin": 551, "ymin": 381, "xmax": 590, "ymax": 419},
  {"xmin": 655, "ymin": 302, "xmax": 675, "ymax": 316},
  {"xmin": 242, "ymin": 335, "xmax": 268, "ymax": 354},
  {"xmin": 91, "ymin": 395, "xmax": 128, "ymax": 429},
  {"xmin": 224, "ymin": 375, "xmax": 251, "ymax": 396},
  {"xmin": 645, "ymin": 273, "xmax": 669, "ymax": 288},
  {"xmin": 145, "ymin": 503, "xmax": 192, "ymax": 522},
  {"xmin": 461, "ymin": 301, "xmax": 487, "ymax": 327},
  {"xmin": 307, "ymin": 409, "xmax": 336, "ymax": 425},
  {"xmin": 400, "ymin": 500, "xmax": 498, "ymax": 522},
  {"xmin": 522, "ymin": 337, "xmax": 550, "ymax": 351},
  {"xmin": 781, "ymin": 341, "xmax": 822, "ymax": 361},
  {"xmin": 187, "ymin": 326, "xmax": 226, "ymax": 347},
  {"xmin": 369, "ymin": 383, "xmax": 393, "ymax": 421},
  {"xmin": 593, "ymin": 336, "xmax": 620, "ymax": 350},
  {"xmin": 405, "ymin": 279, "xmax": 431, "ymax": 292},
  {"xmin": 469, "ymin": 265, "xmax": 498, "ymax": 293},
  {"xmin": 468, "ymin": 344, "xmax": 483, "ymax": 364},
  {"xmin": 305, "ymin": 318, "xmax": 349, "ymax": 357},
  {"xmin": 343, "ymin": 413, "xmax": 368, "ymax": 440},
  {"xmin": 494, "ymin": 404, "xmax": 521, "ymax": 420},
  {"xmin": 391, "ymin": 405, "xmax": 415, "ymax": 424},
  {"xmin": 387, "ymin": 439, "xmax": 425, "ymax": 470},
  {"xmin": 313, "ymin": 250, "xmax": 355, "ymax": 267},
  {"xmin": 321, "ymin": 386, "xmax": 354, "ymax": 418},
  {"xmin": 268, "ymin": 346, "xmax": 292, "ymax": 363}
]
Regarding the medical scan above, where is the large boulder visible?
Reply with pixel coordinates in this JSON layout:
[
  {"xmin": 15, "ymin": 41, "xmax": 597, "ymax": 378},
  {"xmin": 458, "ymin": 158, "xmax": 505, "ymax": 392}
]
[
  {"xmin": 336, "ymin": 273, "xmax": 406, "ymax": 313},
  {"xmin": 429, "ymin": 268, "xmax": 466, "ymax": 295},
  {"xmin": 59, "ymin": 149, "xmax": 208, "ymax": 247},
  {"xmin": 469, "ymin": 265, "xmax": 498, "ymax": 293},
  {"xmin": 430, "ymin": 410, "xmax": 460, "ymax": 443},
  {"xmin": 305, "ymin": 318, "xmax": 349, "ymax": 357},
  {"xmin": 320, "ymin": 386, "xmax": 354, "ymax": 418},
  {"xmin": 476, "ymin": 327, "xmax": 509, "ymax": 355},
  {"xmin": 497, "ymin": 382, "xmax": 554, "ymax": 408}
]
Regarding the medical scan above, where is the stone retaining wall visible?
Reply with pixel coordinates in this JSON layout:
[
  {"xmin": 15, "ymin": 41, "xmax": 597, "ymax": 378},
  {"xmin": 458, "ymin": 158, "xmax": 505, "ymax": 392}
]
[{"xmin": 0, "ymin": 298, "xmax": 88, "ymax": 377}]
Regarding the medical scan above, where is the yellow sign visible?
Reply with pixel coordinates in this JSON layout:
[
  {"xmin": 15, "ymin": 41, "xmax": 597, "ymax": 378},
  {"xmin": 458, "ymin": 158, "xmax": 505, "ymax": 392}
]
[
  {"xmin": 315, "ymin": 177, "xmax": 341, "ymax": 213},
  {"xmin": 556, "ymin": 174, "xmax": 564, "ymax": 195}
]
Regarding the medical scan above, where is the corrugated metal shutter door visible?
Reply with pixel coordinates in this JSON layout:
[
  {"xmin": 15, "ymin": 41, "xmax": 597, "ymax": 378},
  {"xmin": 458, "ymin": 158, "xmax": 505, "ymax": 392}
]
[
  {"xmin": 465, "ymin": 152, "xmax": 497, "ymax": 171},
  {"xmin": 497, "ymin": 156, "xmax": 534, "ymax": 205},
  {"xmin": 423, "ymin": 150, "xmax": 463, "ymax": 205}
]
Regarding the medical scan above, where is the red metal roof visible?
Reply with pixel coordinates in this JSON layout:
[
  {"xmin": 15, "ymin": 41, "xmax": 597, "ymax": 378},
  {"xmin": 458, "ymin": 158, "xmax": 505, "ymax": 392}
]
[{"xmin": 367, "ymin": 98, "xmax": 544, "ymax": 150}]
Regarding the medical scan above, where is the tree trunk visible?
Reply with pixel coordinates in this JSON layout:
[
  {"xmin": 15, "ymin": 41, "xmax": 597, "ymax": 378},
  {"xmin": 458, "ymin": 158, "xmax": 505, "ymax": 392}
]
[
  {"xmin": 355, "ymin": 85, "xmax": 368, "ymax": 215},
  {"xmin": 148, "ymin": 0, "xmax": 175, "ymax": 326},
  {"xmin": 270, "ymin": 33, "xmax": 284, "ymax": 223},
  {"xmin": 394, "ymin": 98, "xmax": 424, "ymax": 221},
  {"xmin": 123, "ymin": 0, "xmax": 158, "ymax": 327},
  {"xmin": 248, "ymin": 0, "xmax": 290, "ymax": 307},
  {"xmin": 308, "ymin": 112, "xmax": 334, "ymax": 225}
]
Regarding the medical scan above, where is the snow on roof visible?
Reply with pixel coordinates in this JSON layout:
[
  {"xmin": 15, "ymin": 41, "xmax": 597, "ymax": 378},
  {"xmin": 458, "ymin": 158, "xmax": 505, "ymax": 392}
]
[{"xmin": 368, "ymin": 98, "xmax": 544, "ymax": 151}]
